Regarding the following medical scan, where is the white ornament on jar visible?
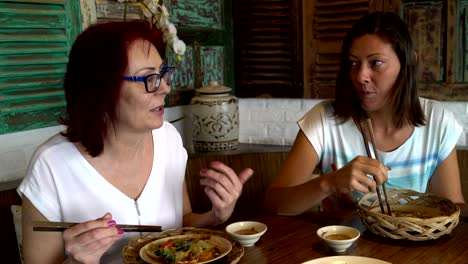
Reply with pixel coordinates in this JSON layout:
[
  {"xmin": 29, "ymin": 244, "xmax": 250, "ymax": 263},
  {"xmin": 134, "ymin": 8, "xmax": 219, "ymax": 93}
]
[{"xmin": 190, "ymin": 80, "xmax": 239, "ymax": 152}]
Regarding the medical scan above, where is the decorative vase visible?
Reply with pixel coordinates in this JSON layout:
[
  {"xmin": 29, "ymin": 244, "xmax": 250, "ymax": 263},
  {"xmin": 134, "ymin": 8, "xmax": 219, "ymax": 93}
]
[{"xmin": 190, "ymin": 80, "xmax": 239, "ymax": 152}]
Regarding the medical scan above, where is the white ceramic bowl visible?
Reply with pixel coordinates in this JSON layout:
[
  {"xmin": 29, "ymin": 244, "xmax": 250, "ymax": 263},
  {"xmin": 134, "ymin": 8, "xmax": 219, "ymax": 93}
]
[
  {"xmin": 316, "ymin": 225, "xmax": 360, "ymax": 253},
  {"xmin": 225, "ymin": 221, "xmax": 267, "ymax": 247}
]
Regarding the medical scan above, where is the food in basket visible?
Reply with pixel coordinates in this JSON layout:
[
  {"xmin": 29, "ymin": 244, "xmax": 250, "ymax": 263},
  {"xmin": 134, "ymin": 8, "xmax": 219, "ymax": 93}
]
[
  {"xmin": 357, "ymin": 189, "xmax": 460, "ymax": 241},
  {"xmin": 139, "ymin": 234, "xmax": 232, "ymax": 264},
  {"xmin": 391, "ymin": 209, "xmax": 437, "ymax": 218}
]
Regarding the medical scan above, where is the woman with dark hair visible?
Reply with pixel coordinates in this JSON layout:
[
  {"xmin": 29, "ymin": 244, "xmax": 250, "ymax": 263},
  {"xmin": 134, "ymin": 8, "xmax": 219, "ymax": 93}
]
[
  {"xmin": 17, "ymin": 20, "xmax": 253, "ymax": 263},
  {"xmin": 264, "ymin": 11, "xmax": 464, "ymax": 215}
]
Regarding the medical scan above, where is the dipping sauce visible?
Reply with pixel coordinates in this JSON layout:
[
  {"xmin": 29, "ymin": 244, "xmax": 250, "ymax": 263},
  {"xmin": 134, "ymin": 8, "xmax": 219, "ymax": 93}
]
[
  {"xmin": 325, "ymin": 234, "xmax": 352, "ymax": 240},
  {"xmin": 235, "ymin": 227, "xmax": 258, "ymax": 235}
]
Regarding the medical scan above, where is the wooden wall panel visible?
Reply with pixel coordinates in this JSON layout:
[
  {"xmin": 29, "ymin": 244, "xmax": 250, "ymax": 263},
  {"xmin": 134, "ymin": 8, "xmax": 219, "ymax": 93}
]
[
  {"xmin": 458, "ymin": 149, "xmax": 468, "ymax": 203},
  {"xmin": 446, "ymin": 0, "xmax": 456, "ymax": 83},
  {"xmin": 167, "ymin": 46, "xmax": 195, "ymax": 89},
  {"xmin": 200, "ymin": 46, "xmax": 225, "ymax": 86},
  {"xmin": 461, "ymin": 3, "xmax": 468, "ymax": 82},
  {"xmin": 403, "ymin": 2, "xmax": 444, "ymax": 82},
  {"xmin": 169, "ymin": 0, "xmax": 222, "ymax": 30},
  {"xmin": 0, "ymin": 188, "xmax": 22, "ymax": 263},
  {"xmin": 401, "ymin": 0, "xmax": 467, "ymax": 100},
  {"xmin": 185, "ymin": 145, "xmax": 290, "ymax": 218},
  {"xmin": 95, "ymin": 0, "xmax": 142, "ymax": 22}
]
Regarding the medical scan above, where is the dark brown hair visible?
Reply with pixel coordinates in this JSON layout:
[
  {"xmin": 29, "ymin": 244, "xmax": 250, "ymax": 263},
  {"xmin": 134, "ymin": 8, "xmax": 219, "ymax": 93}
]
[
  {"xmin": 333, "ymin": 11, "xmax": 425, "ymax": 127},
  {"xmin": 59, "ymin": 20, "xmax": 165, "ymax": 157}
]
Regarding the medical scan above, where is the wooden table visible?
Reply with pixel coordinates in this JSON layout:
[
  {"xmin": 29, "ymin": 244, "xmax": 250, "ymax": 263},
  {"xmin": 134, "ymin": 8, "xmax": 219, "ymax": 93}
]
[{"xmin": 230, "ymin": 209, "xmax": 468, "ymax": 264}]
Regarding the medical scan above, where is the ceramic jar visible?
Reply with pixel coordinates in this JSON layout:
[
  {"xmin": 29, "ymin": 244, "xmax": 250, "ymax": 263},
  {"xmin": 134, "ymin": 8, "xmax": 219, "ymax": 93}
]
[{"xmin": 190, "ymin": 80, "xmax": 239, "ymax": 151}]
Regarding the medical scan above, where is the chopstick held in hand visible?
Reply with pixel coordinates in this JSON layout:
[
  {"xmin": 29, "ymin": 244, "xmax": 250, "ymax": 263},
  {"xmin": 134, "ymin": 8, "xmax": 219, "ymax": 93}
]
[
  {"xmin": 359, "ymin": 118, "xmax": 392, "ymax": 216},
  {"xmin": 32, "ymin": 221, "xmax": 162, "ymax": 232},
  {"xmin": 364, "ymin": 118, "xmax": 392, "ymax": 216}
]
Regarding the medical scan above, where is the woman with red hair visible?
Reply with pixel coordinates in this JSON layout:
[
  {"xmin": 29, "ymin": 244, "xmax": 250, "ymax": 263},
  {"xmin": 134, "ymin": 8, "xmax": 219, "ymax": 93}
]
[{"xmin": 18, "ymin": 20, "xmax": 253, "ymax": 263}]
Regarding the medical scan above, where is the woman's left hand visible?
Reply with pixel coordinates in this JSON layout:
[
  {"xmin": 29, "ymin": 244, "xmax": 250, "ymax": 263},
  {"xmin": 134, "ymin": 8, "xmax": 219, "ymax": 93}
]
[{"xmin": 199, "ymin": 161, "xmax": 254, "ymax": 224}]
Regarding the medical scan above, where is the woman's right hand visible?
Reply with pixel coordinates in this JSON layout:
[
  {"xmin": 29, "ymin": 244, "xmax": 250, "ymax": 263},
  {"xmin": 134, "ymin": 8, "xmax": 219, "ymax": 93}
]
[
  {"xmin": 327, "ymin": 156, "xmax": 388, "ymax": 194},
  {"xmin": 62, "ymin": 213, "xmax": 124, "ymax": 264}
]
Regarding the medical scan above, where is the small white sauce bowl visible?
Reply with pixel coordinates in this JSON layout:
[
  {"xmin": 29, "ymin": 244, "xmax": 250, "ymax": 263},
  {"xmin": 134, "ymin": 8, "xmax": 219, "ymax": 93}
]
[
  {"xmin": 225, "ymin": 221, "xmax": 267, "ymax": 247},
  {"xmin": 317, "ymin": 225, "xmax": 360, "ymax": 253}
]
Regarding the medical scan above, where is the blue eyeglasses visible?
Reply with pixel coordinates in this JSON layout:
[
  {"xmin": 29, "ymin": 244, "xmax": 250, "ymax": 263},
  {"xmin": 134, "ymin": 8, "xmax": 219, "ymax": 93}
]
[{"xmin": 122, "ymin": 65, "xmax": 176, "ymax": 93}]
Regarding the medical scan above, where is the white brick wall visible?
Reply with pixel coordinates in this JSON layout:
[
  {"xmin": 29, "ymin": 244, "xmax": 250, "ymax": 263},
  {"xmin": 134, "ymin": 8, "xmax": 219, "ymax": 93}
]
[
  {"xmin": 238, "ymin": 98, "xmax": 322, "ymax": 145},
  {"xmin": 0, "ymin": 98, "xmax": 467, "ymax": 189}
]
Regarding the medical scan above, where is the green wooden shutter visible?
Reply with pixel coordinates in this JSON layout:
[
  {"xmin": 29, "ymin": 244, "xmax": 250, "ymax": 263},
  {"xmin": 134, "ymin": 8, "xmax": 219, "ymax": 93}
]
[{"xmin": 0, "ymin": 0, "xmax": 81, "ymax": 135}]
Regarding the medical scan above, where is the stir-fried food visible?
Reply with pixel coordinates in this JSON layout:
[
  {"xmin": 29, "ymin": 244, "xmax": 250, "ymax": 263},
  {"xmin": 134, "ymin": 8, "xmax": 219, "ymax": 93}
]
[
  {"xmin": 143, "ymin": 235, "xmax": 224, "ymax": 264},
  {"xmin": 391, "ymin": 210, "xmax": 436, "ymax": 219}
]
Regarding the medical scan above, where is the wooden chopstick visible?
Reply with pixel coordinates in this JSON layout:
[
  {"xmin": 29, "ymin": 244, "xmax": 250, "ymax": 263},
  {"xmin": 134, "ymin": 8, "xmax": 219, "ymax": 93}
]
[
  {"xmin": 359, "ymin": 118, "xmax": 386, "ymax": 215},
  {"xmin": 32, "ymin": 221, "xmax": 162, "ymax": 232},
  {"xmin": 364, "ymin": 118, "xmax": 392, "ymax": 216}
]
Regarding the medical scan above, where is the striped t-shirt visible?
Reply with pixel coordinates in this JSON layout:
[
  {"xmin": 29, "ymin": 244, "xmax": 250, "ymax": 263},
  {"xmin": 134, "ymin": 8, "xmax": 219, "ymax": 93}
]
[{"xmin": 298, "ymin": 98, "xmax": 462, "ymax": 200}]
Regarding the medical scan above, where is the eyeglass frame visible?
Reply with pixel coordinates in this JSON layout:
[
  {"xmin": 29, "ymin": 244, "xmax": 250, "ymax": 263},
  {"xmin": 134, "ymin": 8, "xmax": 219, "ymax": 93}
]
[{"xmin": 122, "ymin": 65, "xmax": 176, "ymax": 93}]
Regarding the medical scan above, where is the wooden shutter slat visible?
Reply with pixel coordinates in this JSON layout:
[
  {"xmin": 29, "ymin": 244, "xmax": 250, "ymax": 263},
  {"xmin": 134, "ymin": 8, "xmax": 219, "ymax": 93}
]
[
  {"xmin": 0, "ymin": 76, "xmax": 63, "ymax": 89},
  {"xmin": 2, "ymin": 100, "xmax": 65, "ymax": 114},
  {"xmin": 0, "ymin": 2, "xmax": 63, "ymax": 13},
  {"xmin": 316, "ymin": 0, "xmax": 368, "ymax": 7},
  {"xmin": 2, "ymin": 90, "xmax": 64, "ymax": 102},
  {"xmin": 242, "ymin": 65, "xmax": 291, "ymax": 70},
  {"xmin": 4, "ymin": 0, "xmax": 64, "ymax": 4},
  {"xmin": 0, "ymin": 15, "xmax": 66, "ymax": 29},
  {"xmin": 242, "ymin": 80, "xmax": 292, "ymax": 85},
  {"xmin": 1, "ymin": 64, "xmax": 65, "ymax": 78},
  {"xmin": 0, "ymin": 42, "xmax": 67, "ymax": 54},
  {"xmin": 0, "ymin": 29, "xmax": 67, "ymax": 42}
]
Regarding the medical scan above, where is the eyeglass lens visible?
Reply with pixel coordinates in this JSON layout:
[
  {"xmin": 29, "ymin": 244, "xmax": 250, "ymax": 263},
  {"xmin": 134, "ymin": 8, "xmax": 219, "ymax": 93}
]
[{"xmin": 146, "ymin": 68, "xmax": 175, "ymax": 92}]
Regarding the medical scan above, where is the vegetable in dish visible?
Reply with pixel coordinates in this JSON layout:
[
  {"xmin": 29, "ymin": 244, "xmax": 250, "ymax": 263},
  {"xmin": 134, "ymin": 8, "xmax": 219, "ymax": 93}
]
[{"xmin": 143, "ymin": 235, "xmax": 223, "ymax": 264}]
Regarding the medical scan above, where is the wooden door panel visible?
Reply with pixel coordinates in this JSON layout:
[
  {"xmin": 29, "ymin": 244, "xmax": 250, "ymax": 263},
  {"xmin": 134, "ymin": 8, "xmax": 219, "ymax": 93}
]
[
  {"xmin": 200, "ymin": 46, "xmax": 225, "ymax": 85},
  {"xmin": 403, "ymin": 2, "xmax": 444, "ymax": 82}
]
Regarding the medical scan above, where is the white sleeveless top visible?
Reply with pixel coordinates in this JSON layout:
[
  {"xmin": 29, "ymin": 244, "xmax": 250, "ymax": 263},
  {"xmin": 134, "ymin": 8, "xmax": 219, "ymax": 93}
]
[
  {"xmin": 298, "ymin": 98, "xmax": 462, "ymax": 199},
  {"xmin": 18, "ymin": 121, "xmax": 188, "ymax": 263}
]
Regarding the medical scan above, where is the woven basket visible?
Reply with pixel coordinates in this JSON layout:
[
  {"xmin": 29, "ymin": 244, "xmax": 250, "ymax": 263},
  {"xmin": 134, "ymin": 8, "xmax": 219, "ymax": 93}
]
[
  {"xmin": 357, "ymin": 189, "xmax": 460, "ymax": 241},
  {"xmin": 121, "ymin": 227, "xmax": 244, "ymax": 264}
]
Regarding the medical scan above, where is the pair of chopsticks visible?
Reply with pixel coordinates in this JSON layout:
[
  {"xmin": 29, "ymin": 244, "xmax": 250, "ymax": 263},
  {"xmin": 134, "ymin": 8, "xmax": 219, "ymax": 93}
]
[
  {"xmin": 32, "ymin": 221, "xmax": 162, "ymax": 232},
  {"xmin": 359, "ymin": 118, "xmax": 392, "ymax": 216}
]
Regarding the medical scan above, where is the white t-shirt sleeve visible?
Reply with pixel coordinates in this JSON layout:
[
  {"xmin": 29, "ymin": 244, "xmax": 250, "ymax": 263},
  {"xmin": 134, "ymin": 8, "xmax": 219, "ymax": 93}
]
[
  {"xmin": 297, "ymin": 101, "xmax": 331, "ymax": 159},
  {"xmin": 18, "ymin": 143, "xmax": 63, "ymax": 221},
  {"xmin": 425, "ymin": 99, "xmax": 463, "ymax": 163}
]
